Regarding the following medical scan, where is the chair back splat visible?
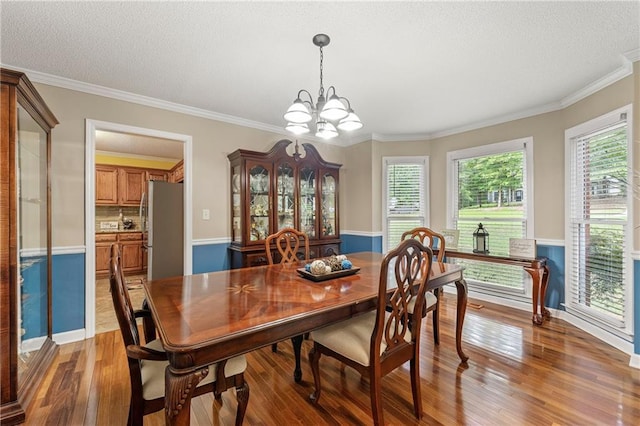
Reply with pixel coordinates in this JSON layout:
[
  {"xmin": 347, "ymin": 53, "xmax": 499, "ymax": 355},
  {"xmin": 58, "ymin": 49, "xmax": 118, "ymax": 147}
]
[
  {"xmin": 309, "ymin": 239, "xmax": 433, "ymax": 425},
  {"xmin": 109, "ymin": 243, "xmax": 249, "ymax": 426}
]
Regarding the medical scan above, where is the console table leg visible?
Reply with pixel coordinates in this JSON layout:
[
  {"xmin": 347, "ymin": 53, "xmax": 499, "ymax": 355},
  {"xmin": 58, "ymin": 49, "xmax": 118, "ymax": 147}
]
[
  {"xmin": 541, "ymin": 266, "xmax": 551, "ymax": 320},
  {"xmin": 524, "ymin": 266, "xmax": 544, "ymax": 325},
  {"xmin": 454, "ymin": 278, "xmax": 469, "ymax": 363}
]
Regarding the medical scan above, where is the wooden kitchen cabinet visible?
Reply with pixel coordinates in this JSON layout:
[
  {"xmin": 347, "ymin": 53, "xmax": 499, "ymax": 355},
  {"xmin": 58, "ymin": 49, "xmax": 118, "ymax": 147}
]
[
  {"xmin": 227, "ymin": 139, "xmax": 341, "ymax": 268},
  {"xmin": 95, "ymin": 165, "xmax": 119, "ymax": 205},
  {"xmin": 169, "ymin": 160, "xmax": 184, "ymax": 183},
  {"xmin": 95, "ymin": 232, "xmax": 144, "ymax": 277},
  {"xmin": 118, "ymin": 167, "xmax": 146, "ymax": 206},
  {"xmin": 96, "ymin": 165, "xmax": 172, "ymax": 206}
]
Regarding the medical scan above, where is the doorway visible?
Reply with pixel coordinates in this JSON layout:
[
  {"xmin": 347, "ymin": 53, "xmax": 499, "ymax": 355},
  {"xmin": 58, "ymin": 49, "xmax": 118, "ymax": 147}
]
[{"xmin": 85, "ymin": 120, "xmax": 193, "ymax": 338}]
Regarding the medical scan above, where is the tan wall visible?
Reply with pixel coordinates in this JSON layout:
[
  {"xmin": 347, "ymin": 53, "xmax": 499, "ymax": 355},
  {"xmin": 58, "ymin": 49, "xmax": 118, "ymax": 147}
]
[
  {"xmin": 343, "ymin": 71, "xmax": 636, "ymax": 243},
  {"xmin": 34, "ymin": 83, "xmax": 344, "ymax": 247}
]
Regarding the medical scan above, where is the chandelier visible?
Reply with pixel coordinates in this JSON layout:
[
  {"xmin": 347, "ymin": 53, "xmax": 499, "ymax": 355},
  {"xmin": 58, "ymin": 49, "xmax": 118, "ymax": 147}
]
[{"xmin": 284, "ymin": 34, "xmax": 363, "ymax": 139}]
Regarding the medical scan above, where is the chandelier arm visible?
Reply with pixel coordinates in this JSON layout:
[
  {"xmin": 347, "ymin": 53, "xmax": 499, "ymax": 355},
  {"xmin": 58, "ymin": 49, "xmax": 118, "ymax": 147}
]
[
  {"xmin": 338, "ymin": 96, "xmax": 352, "ymax": 110},
  {"xmin": 297, "ymin": 89, "xmax": 314, "ymax": 104}
]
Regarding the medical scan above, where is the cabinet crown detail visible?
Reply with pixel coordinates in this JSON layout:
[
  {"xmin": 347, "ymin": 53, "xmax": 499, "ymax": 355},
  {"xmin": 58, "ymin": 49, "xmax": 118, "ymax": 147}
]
[{"xmin": 227, "ymin": 139, "xmax": 341, "ymax": 268}]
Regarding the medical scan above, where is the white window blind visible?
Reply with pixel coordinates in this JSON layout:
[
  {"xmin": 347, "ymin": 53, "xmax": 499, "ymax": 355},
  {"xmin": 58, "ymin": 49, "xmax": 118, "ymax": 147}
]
[
  {"xmin": 566, "ymin": 108, "xmax": 631, "ymax": 334},
  {"xmin": 383, "ymin": 157, "xmax": 428, "ymax": 252},
  {"xmin": 448, "ymin": 139, "xmax": 532, "ymax": 295}
]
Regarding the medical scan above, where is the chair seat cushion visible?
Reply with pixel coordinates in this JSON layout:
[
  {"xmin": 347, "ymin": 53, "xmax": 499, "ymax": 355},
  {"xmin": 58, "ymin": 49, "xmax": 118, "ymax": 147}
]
[
  {"xmin": 311, "ymin": 311, "xmax": 412, "ymax": 367},
  {"xmin": 140, "ymin": 339, "xmax": 247, "ymax": 400},
  {"xmin": 407, "ymin": 291, "xmax": 437, "ymax": 315}
]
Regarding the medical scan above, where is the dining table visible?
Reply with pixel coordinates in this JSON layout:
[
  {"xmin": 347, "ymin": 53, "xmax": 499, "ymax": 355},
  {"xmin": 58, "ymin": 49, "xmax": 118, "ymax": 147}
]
[{"xmin": 143, "ymin": 251, "xmax": 468, "ymax": 426}]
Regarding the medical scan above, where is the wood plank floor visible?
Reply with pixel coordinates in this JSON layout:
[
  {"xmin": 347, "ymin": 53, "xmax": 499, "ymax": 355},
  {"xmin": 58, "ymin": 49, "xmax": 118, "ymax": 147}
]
[{"xmin": 27, "ymin": 295, "xmax": 640, "ymax": 425}]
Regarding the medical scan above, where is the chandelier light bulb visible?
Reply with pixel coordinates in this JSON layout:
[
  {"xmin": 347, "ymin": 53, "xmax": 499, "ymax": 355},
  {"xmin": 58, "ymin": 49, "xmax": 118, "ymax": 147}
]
[
  {"xmin": 315, "ymin": 121, "xmax": 338, "ymax": 139},
  {"xmin": 337, "ymin": 110, "xmax": 363, "ymax": 131},
  {"xmin": 284, "ymin": 99, "xmax": 312, "ymax": 123},
  {"xmin": 285, "ymin": 122, "xmax": 310, "ymax": 135},
  {"xmin": 319, "ymin": 95, "xmax": 348, "ymax": 121}
]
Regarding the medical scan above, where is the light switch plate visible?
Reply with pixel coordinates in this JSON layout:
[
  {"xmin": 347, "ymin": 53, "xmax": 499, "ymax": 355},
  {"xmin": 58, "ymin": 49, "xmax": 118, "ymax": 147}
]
[{"xmin": 202, "ymin": 209, "xmax": 210, "ymax": 220}]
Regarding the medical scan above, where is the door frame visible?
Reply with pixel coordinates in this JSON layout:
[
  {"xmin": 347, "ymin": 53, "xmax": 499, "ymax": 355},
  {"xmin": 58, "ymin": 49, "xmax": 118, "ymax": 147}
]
[{"xmin": 84, "ymin": 119, "xmax": 193, "ymax": 338}]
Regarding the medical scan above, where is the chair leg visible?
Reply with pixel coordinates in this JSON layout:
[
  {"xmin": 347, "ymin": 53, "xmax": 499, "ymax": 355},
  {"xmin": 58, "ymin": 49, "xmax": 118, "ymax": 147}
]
[
  {"xmin": 309, "ymin": 344, "xmax": 322, "ymax": 403},
  {"xmin": 369, "ymin": 369, "xmax": 384, "ymax": 426},
  {"xmin": 235, "ymin": 380, "xmax": 250, "ymax": 426},
  {"xmin": 410, "ymin": 356, "xmax": 423, "ymax": 419}
]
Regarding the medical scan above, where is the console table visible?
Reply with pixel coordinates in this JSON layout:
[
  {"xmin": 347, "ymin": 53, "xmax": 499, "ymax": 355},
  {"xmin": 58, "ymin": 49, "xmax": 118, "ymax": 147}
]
[{"xmin": 435, "ymin": 249, "xmax": 550, "ymax": 325}]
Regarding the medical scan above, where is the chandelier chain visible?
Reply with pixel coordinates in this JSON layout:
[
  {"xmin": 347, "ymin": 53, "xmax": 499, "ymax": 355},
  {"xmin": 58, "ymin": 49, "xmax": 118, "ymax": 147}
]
[{"xmin": 319, "ymin": 45, "xmax": 324, "ymax": 98}]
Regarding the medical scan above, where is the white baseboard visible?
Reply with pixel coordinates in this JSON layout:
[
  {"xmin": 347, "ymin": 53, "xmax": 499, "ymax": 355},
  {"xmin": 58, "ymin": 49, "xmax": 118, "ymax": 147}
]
[
  {"xmin": 630, "ymin": 353, "xmax": 640, "ymax": 369},
  {"xmin": 53, "ymin": 328, "xmax": 86, "ymax": 345}
]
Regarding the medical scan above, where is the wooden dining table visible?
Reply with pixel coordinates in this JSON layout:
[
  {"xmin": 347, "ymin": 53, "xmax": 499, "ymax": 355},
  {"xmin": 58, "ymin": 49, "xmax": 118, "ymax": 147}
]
[{"xmin": 143, "ymin": 251, "xmax": 468, "ymax": 426}]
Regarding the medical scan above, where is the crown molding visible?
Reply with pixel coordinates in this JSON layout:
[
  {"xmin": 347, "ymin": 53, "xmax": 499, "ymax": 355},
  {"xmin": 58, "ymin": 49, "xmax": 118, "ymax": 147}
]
[
  {"xmin": 1, "ymin": 63, "xmax": 288, "ymax": 135},
  {"xmin": 3, "ymin": 56, "xmax": 635, "ymax": 146}
]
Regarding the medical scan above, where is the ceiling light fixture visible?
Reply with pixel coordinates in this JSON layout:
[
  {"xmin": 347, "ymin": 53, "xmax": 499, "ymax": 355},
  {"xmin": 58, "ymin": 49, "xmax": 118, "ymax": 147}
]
[{"xmin": 284, "ymin": 34, "xmax": 363, "ymax": 139}]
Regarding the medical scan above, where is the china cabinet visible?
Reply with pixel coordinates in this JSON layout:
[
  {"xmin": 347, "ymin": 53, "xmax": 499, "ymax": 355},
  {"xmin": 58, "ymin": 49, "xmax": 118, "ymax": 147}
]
[
  {"xmin": 228, "ymin": 140, "xmax": 341, "ymax": 268},
  {"xmin": 1, "ymin": 68, "xmax": 58, "ymax": 424}
]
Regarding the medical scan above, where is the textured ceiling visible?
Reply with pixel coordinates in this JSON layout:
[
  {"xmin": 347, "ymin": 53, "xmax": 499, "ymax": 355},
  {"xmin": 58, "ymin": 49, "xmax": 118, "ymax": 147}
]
[{"xmin": 1, "ymin": 1, "xmax": 639, "ymax": 146}]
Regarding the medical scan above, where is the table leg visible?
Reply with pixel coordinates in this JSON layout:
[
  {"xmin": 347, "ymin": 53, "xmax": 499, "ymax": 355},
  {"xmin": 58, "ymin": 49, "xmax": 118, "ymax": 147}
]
[
  {"xmin": 164, "ymin": 366, "xmax": 209, "ymax": 425},
  {"xmin": 454, "ymin": 279, "xmax": 469, "ymax": 363},
  {"xmin": 524, "ymin": 266, "xmax": 546, "ymax": 325},
  {"xmin": 541, "ymin": 266, "xmax": 551, "ymax": 320},
  {"xmin": 292, "ymin": 334, "xmax": 304, "ymax": 383}
]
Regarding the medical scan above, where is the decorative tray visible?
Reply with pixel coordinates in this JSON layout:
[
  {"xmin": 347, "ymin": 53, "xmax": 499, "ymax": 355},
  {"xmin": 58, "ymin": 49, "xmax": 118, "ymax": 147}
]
[{"xmin": 297, "ymin": 267, "xmax": 361, "ymax": 282}]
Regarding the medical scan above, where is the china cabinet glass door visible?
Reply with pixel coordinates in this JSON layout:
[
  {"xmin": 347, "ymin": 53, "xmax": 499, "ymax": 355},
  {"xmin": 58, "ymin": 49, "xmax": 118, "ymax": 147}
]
[
  {"xmin": 16, "ymin": 104, "xmax": 50, "ymax": 382},
  {"xmin": 321, "ymin": 172, "xmax": 337, "ymax": 237},
  {"xmin": 232, "ymin": 166, "xmax": 241, "ymax": 242},
  {"xmin": 299, "ymin": 167, "xmax": 316, "ymax": 237},
  {"xmin": 277, "ymin": 162, "xmax": 294, "ymax": 230},
  {"xmin": 248, "ymin": 164, "xmax": 270, "ymax": 241}
]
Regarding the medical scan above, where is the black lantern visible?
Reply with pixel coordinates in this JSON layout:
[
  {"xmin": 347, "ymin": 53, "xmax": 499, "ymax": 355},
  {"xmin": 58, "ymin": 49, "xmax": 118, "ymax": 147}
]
[{"xmin": 473, "ymin": 223, "xmax": 489, "ymax": 254}]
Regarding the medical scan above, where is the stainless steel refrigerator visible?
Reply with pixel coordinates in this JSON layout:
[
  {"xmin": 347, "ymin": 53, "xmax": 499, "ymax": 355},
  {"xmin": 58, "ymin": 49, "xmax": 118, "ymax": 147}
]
[{"xmin": 141, "ymin": 180, "xmax": 184, "ymax": 281}]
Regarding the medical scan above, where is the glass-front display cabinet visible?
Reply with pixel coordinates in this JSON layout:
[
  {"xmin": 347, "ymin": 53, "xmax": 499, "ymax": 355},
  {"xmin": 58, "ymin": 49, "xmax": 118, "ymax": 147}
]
[
  {"xmin": 227, "ymin": 140, "xmax": 341, "ymax": 268},
  {"xmin": 1, "ymin": 68, "xmax": 58, "ymax": 425}
]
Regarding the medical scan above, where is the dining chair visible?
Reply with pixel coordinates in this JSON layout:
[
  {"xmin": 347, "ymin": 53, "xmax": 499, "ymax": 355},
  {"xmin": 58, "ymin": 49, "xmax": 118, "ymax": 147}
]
[
  {"xmin": 265, "ymin": 228, "xmax": 310, "ymax": 355},
  {"xmin": 109, "ymin": 244, "xmax": 249, "ymax": 426},
  {"xmin": 401, "ymin": 227, "xmax": 446, "ymax": 345},
  {"xmin": 308, "ymin": 239, "xmax": 434, "ymax": 425}
]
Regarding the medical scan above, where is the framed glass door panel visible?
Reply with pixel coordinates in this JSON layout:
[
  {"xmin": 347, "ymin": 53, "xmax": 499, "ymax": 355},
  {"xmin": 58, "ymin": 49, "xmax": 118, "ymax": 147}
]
[
  {"xmin": 248, "ymin": 164, "xmax": 270, "ymax": 242},
  {"xmin": 299, "ymin": 167, "xmax": 316, "ymax": 238},
  {"xmin": 321, "ymin": 172, "xmax": 337, "ymax": 237},
  {"xmin": 16, "ymin": 104, "xmax": 49, "ymax": 382},
  {"xmin": 276, "ymin": 162, "xmax": 294, "ymax": 230},
  {"xmin": 232, "ymin": 166, "xmax": 242, "ymax": 242}
]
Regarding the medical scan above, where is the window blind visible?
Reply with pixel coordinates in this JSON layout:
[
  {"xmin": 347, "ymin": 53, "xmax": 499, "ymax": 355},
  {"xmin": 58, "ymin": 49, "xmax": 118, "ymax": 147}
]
[
  {"xmin": 384, "ymin": 159, "xmax": 427, "ymax": 252},
  {"xmin": 568, "ymin": 121, "xmax": 628, "ymax": 327}
]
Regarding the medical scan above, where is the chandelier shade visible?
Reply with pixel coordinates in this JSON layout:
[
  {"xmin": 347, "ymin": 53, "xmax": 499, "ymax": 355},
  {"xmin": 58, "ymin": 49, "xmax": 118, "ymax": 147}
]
[{"xmin": 284, "ymin": 34, "xmax": 362, "ymax": 139}]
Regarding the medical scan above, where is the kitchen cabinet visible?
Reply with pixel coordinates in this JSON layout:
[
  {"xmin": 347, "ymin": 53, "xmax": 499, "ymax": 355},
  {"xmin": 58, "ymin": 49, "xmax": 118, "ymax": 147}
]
[
  {"xmin": 95, "ymin": 165, "xmax": 171, "ymax": 206},
  {"xmin": 95, "ymin": 165, "xmax": 119, "ymax": 205},
  {"xmin": 169, "ymin": 160, "xmax": 184, "ymax": 183},
  {"xmin": 1, "ymin": 68, "xmax": 58, "ymax": 425},
  {"xmin": 118, "ymin": 167, "xmax": 146, "ymax": 206},
  {"xmin": 95, "ymin": 232, "xmax": 144, "ymax": 277},
  {"xmin": 227, "ymin": 139, "xmax": 341, "ymax": 268}
]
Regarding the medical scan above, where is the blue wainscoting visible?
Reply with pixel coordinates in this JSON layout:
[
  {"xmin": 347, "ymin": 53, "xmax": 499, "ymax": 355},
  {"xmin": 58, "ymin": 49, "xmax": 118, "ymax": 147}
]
[
  {"xmin": 193, "ymin": 242, "xmax": 231, "ymax": 273},
  {"xmin": 536, "ymin": 244, "xmax": 565, "ymax": 311},
  {"xmin": 635, "ymin": 259, "xmax": 640, "ymax": 356},
  {"xmin": 52, "ymin": 252, "xmax": 85, "ymax": 333},
  {"xmin": 20, "ymin": 255, "xmax": 48, "ymax": 340},
  {"xmin": 341, "ymin": 233, "xmax": 383, "ymax": 254}
]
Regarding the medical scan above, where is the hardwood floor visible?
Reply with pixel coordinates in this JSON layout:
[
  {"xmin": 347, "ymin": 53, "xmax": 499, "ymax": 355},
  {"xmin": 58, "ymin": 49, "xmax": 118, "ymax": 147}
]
[{"xmin": 27, "ymin": 295, "xmax": 639, "ymax": 425}]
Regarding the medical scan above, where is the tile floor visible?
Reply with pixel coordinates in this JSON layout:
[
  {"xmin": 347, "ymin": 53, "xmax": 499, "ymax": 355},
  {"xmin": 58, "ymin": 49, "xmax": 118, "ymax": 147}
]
[{"xmin": 95, "ymin": 274, "xmax": 147, "ymax": 334}]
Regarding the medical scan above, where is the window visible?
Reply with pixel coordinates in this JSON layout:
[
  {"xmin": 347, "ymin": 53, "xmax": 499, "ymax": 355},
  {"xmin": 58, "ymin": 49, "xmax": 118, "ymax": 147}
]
[
  {"xmin": 565, "ymin": 105, "xmax": 632, "ymax": 337},
  {"xmin": 382, "ymin": 157, "xmax": 429, "ymax": 252},
  {"xmin": 447, "ymin": 138, "xmax": 533, "ymax": 296}
]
